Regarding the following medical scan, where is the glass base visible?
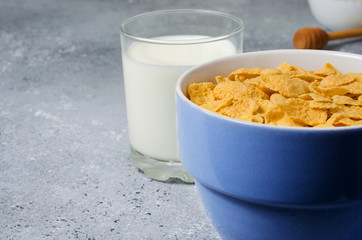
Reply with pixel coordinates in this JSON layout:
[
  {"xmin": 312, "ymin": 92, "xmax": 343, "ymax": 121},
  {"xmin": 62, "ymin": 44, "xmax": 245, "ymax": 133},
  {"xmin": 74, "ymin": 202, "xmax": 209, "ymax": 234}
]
[{"xmin": 130, "ymin": 147, "xmax": 194, "ymax": 183}]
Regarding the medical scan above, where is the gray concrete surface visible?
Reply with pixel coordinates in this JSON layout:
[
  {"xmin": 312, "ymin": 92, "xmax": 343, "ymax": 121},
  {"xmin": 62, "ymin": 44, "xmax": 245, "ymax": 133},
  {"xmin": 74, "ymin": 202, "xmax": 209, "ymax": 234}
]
[{"xmin": 1, "ymin": 0, "xmax": 361, "ymax": 239}]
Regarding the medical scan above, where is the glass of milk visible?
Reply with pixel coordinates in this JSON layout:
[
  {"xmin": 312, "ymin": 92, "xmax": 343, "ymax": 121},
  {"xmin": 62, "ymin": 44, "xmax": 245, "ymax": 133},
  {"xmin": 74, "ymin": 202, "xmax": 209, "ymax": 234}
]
[{"xmin": 120, "ymin": 9, "xmax": 244, "ymax": 183}]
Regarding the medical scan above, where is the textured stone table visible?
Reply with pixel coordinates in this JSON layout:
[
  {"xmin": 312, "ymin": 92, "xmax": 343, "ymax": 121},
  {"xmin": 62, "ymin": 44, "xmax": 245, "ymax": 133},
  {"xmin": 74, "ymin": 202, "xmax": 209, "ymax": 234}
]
[{"xmin": 1, "ymin": 0, "xmax": 361, "ymax": 239}]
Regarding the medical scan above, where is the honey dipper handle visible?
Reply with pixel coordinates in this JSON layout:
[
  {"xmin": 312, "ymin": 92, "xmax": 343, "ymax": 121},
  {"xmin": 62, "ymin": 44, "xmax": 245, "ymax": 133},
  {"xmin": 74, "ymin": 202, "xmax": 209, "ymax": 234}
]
[{"xmin": 328, "ymin": 28, "xmax": 362, "ymax": 41}]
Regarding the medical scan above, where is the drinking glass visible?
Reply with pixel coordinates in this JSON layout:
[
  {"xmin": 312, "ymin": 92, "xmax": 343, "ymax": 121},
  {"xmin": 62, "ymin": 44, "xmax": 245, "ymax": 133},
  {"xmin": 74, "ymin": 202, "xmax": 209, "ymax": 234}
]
[{"xmin": 120, "ymin": 9, "xmax": 244, "ymax": 183}]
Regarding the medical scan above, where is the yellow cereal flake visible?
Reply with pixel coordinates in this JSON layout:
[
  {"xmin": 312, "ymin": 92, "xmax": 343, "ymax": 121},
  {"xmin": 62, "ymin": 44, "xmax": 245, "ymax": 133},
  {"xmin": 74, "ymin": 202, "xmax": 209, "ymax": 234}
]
[
  {"xmin": 319, "ymin": 74, "xmax": 355, "ymax": 88},
  {"xmin": 252, "ymin": 98, "xmax": 279, "ymax": 115},
  {"xmin": 228, "ymin": 68, "xmax": 263, "ymax": 81},
  {"xmin": 264, "ymin": 75, "xmax": 308, "ymax": 97},
  {"xmin": 320, "ymin": 86, "xmax": 349, "ymax": 97},
  {"xmin": 318, "ymin": 112, "xmax": 362, "ymax": 127},
  {"xmin": 291, "ymin": 72, "xmax": 320, "ymax": 82},
  {"xmin": 314, "ymin": 63, "xmax": 341, "ymax": 77},
  {"xmin": 228, "ymin": 67, "xmax": 283, "ymax": 81},
  {"xmin": 259, "ymin": 75, "xmax": 310, "ymax": 98},
  {"xmin": 344, "ymin": 73, "xmax": 362, "ymax": 82},
  {"xmin": 342, "ymin": 81, "xmax": 362, "ymax": 95},
  {"xmin": 215, "ymin": 76, "xmax": 228, "ymax": 83},
  {"xmin": 277, "ymin": 62, "xmax": 303, "ymax": 74},
  {"xmin": 337, "ymin": 118, "xmax": 362, "ymax": 126},
  {"xmin": 261, "ymin": 68, "xmax": 283, "ymax": 76},
  {"xmin": 309, "ymin": 81, "xmax": 349, "ymax": 97},
  {"xmin": 213, "ymin": 80, "xmax": 269, "ymax": 100},
  {"xmin": 258, "ymin": 102, "xmax": 303, "ymax": 127},
  {"xmin": 330, "ymin": 106, "xmax": 362, "ymax": 120},
  {"xmin": 308, "ymin": 81, "xmax": 325, "ymax": 97},
  {"xmin": 315, "ymin": 113, "xmax": 344, "ymax": 127},
  {"xmin": 218, "ymin": 98, "xmax": 260, "ymax": 121},
  {"xmin": 332, "ymin": 95, "xmax": 361, "ymax": 106},
  {"xmin": 201, "ymin": 97, "xmax": 234, "ymax": 112},
  {"xmin": 244, "ymin": 77, "xmax": 275, "ymax": 95},
  {"xmin": 270, "ymin": 94, "xmax": 328, "ymax": 126},
  {"xmin": 188, "ymin": 82, "xmax": 216, "ymax": 106},
  {"xmin": 277, "ymin": 115, "xmax": 308, "ymax": 127},
  {"xmin": 309, "ymin": 101, "xmax": 338, "ymax": 109},
  {"xmin": 277, "ymin": 62, "xmax": 319, "ymax": 82},
  {"xmin": 299, "ymin": 93, "xmax": 332, "ymax": 102},
  {"xmin": 187, "ymin": 63, "xmax": 362, "ymax": 127},
  {"xmin": 263, "ymin": 106, "xmax": 285, "ymax": 124}
]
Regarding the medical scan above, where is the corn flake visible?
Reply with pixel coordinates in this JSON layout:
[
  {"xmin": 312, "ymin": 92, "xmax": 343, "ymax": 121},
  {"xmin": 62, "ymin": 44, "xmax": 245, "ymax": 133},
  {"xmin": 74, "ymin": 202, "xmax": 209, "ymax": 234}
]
[
  {"xmin": 332, "ymin": 95, "xmax": 361, "ymax": 106},
  {"xmin": 218, "ymin": 98, "xmax": 260, "ymax": 121},
  {"xmin": 246, "ymin": 75, "xmax": 310, "ymax": 98},
  {"xmin": 337, "ymin": 118, "xmax": 362, "ymax": 126},
  {"xmin": 319, "ymin": 74, "xmax": 355, "ymax": 88},
  {"xmin": 309, "ymin": 101, "xmax": 338, "ymax": 110},
  {"xmin": 270, "ymin": 94, "xmax": 327, "ymax": 126},
  {"xmin": 228, "ymin": 67, "xmax": 282, "ymax": 81},
  {"xmin": 342, "ymin": 81, "xmax": 362, "ymax": 95},
  {"xmin": 299, "ymin": 93, "xmax": 332, "ymax": 102},
  {"xmin": 330, "ymin": 106, "xmax": 362, "ymax": 120},
  {"xmin": 314, "ymin": 63, "xmax": 341, "ymax": 77},
  {"xmin": 277, "ymin": 62, "xmax": 319, "ymax": 82},
  {"xmin": 188, "ymin": 82, "xmax": 215, "ymax": 106},
  {"xmin": 188, "ymin": 63, "xmax": 362, "ymax": 127},
  {"xmin": 214, "ymin": 80, "xmax": 269, "ymax": 100},
  {"xmin": 201, "ymin": 97, "xmax": 234, "ymax": 112}
]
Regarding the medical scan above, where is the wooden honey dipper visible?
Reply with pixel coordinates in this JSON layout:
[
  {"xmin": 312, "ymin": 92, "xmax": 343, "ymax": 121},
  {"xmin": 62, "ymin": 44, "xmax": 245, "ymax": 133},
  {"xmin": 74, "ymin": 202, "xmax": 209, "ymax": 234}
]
[{"xmin": 293, "ymin": 27, "xmax": 362, "ymax": 49}]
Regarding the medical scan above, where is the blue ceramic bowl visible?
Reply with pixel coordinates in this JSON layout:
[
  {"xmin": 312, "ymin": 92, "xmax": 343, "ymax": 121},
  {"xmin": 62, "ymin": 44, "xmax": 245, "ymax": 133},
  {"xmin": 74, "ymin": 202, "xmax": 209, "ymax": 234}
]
[{"xmin": 176, "ymin": 50, "xmax": 362, "ymax": 239}]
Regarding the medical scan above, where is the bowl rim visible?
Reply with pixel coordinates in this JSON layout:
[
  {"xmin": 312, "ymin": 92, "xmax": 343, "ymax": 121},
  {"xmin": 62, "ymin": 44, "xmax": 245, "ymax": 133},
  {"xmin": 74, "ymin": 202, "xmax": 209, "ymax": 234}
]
[{"xmin": 176, "ymin": 49, "xmax": 362, "ymax": 132}]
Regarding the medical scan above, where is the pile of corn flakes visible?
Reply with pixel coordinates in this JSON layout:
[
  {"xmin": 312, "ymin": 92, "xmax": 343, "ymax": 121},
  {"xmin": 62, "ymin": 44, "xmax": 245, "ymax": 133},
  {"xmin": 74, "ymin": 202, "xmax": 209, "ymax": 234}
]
[{"xmin": 188, "ymin": 62, "xmax": 362, "ymax": 127}]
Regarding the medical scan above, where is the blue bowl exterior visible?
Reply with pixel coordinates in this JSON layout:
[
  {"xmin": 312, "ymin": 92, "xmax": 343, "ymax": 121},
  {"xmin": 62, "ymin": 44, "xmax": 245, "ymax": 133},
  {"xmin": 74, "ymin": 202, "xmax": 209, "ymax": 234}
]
[
  {"xmin": 196, "ymin": 181, "xmax": 362, "ymax": 240},
  {"xmin": 176, "ymin": 50, "xmax": 362, "ymax": 239},
  {"xmin": 176, "ymin": 90, "xmax": 362, "ymax": 204}
]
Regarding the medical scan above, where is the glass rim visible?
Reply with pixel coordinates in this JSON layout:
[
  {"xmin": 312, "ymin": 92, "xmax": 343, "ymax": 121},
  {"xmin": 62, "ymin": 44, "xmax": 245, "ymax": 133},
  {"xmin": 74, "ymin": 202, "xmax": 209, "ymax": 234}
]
[{"xmin": 120, "ymin": 9, "xmax": 244, "ymax": 45}]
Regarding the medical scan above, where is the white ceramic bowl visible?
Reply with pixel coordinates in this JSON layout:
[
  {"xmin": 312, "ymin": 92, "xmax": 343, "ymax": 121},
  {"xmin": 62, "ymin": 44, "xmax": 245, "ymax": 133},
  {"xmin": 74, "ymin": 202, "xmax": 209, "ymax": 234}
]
[{"xmin": 308, "ymin": 0, "xmax": 362, "ymax": 31}]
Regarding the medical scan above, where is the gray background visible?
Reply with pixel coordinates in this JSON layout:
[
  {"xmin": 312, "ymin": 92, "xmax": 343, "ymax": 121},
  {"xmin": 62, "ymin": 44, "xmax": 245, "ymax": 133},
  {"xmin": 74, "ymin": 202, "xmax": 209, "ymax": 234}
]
[{"xmin": 1, "ymin": 0, "xmax": 361, "ymax": 239}]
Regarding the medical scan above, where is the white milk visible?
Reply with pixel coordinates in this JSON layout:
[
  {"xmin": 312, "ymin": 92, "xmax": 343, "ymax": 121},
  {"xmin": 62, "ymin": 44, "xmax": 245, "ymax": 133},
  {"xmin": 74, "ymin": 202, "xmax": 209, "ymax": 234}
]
[{"xmin": 122, "ymin": 35, "xmax": 237, "ymax": 161}]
